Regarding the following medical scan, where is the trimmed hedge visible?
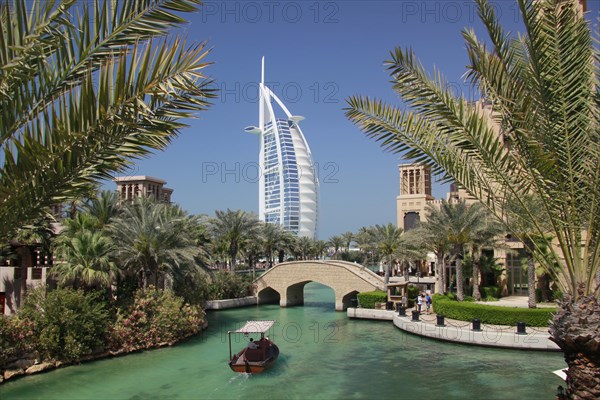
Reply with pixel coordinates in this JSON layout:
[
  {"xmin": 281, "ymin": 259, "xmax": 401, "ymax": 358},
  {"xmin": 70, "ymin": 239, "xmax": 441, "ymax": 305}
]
[
  {"xmin": 432, "ymin": 294, "xmax": 556, "ymax": 327},
  {"xmin": 357, "ymin": 290, "xmax": 387, "ymax": 309}
]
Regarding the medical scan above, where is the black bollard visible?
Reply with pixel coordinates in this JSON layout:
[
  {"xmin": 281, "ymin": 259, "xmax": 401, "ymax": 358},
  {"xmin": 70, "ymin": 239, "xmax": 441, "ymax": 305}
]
[
  {"xmin": 436, "ymin": 314, "xmax": 445, "ymax": 327},
  {"xmin": 411, "ymin": 310, "xmax": 420, "ymax": 321},
  {"xmin": 396, "ymin": 303, "xmax": 406, "ymax": 316},
  {"xmin": 516, "ymin": 321, "xmax": 527, "ymax": 335},
  {"xmin": 386, "ymin": 301, "xmax": 394, "ymax": 310},
  {"xmin": 472, "ymin": 318, "xmax": 481, "ymax": 331}
]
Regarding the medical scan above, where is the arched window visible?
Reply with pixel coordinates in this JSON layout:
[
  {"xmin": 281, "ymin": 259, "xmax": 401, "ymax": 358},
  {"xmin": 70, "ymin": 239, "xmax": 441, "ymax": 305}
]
[{"xmin": 404, "ymin": 212, "xmax": 420, "ymax": 231}]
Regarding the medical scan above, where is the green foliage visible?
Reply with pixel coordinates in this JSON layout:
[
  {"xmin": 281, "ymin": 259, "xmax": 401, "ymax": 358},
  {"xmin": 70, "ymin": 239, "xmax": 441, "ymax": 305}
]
[
  {"xmin": 535, "ymin": 288, "xmax": 563, "ymax": 303},
  {"xmin": 357, "ymin": 290, "xmax": 387, "ymax": 309},
  {"xmin": 0, "ymin": 0, "xmax": 214, "ymax": 241},
  {"xmin": 432, "ymin": 294, "xmax": 555, "ymax": 327},
  {"xmin": 20, "ymin": 287, "xmax": 109, "ymax": 362},
  {"xmin": 0, "ymin": 316, "xmax": 36, "ymax": 367},
  {"xmin": 199, "ymin": 271, "xmax": 254, "ymax": 300},
  {"xmin": 340, "ymin": 251, "xmax": 366, "ymax": 264},
  {"xmin": 172, "ymin": 269, "xmax": 212, "ymax": 306},
  {"xmin": 481, "ymin": 286, "xmax": 501, "ymax": 299},
  {"xmin": 109, "ymin": 287, "xmax": 205, "ymax": 352}
]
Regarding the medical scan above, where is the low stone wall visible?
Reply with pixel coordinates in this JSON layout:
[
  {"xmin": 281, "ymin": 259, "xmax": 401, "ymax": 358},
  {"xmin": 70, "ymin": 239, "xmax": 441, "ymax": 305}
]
[
  {"xmin": 204, "ymin": 296, "xmax": 257, "ymax": 310},
  {"xmin": 392, "ymin": 314, "xmax": 560, "ymax": 351},
  {"xmin": 347, "ymin": 307, "xmax": 395, "ymax": 321}
]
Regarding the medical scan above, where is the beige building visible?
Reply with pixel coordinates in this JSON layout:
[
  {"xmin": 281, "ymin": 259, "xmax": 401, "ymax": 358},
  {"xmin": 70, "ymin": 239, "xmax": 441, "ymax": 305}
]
[
  {"xmin": 1, "ymin": 176, "xmax": 174, "ymax": 315},
  {"xmin": 114, "ymin": 175, "xmax": 173, "ymax": 203},
  {"xmin": 396, "ymin": 100, "xmax": 528, "ymax": 296}
]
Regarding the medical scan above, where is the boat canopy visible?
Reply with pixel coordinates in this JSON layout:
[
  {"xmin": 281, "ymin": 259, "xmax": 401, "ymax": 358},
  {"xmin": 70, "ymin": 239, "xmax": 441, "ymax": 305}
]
[{"xmin": 230, "ymin": 320, "xmax": 276, "ymax": 334}]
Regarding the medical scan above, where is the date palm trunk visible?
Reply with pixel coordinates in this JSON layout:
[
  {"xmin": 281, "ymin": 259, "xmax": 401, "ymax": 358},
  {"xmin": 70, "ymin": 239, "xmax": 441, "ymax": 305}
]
[
  {"xmin": 550, "ymin": 288, "xmax": 600, "ymax": 400},
  {"xmin": 472, "ymin": 261, "xmax": 481, "ymax": 301},
  {"xmin": 527, "ymin": 251, "xmax": 537, "ymax": 308},
  {"xmin": 436, "ymin": 253, "xmax": 444, "ymax": 294}
]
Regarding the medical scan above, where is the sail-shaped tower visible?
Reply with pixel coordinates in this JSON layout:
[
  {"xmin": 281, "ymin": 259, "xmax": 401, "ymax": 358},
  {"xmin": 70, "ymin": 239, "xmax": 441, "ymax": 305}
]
[{"xmin": 245, "ymin": 58, "xmax": 319, "ymax": 239}]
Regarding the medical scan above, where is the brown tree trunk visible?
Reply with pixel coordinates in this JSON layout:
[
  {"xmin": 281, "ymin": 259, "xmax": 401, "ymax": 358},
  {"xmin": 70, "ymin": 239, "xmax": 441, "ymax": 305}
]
[
  {"xmin": 473, "ymin": 262, "xmax": 481, "ymax": 301},
  {"xmin": 456, "ymin": 257, "xmax": 464, "ymax": 301},
  {"xmin": 527, "ymin": 252, "xmax": 537, "ymax": 308},
  {"xmin": 550, "ymin": 289, "xmax": 600, "ymax": 399},
  {"xmin": 436, "ymin": 253, "xmax": 444, "ymax": 294},
  {"xmin": 442, "ymin": 257, "xmax": 448, "ymax": 294}
]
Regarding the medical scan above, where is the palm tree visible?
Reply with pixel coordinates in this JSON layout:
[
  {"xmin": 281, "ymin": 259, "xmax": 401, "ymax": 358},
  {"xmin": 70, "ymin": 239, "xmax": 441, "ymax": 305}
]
[
  {"xmin": 296, "ymin": 236, "xmax": 314, "ymax": 260},
  {"xmin": 341, "ymin": 231, "xmax": 354, "ymax": 252},
  {"xmin": 469, "ymin": 210, "xmax": 505, "ymax": 301},
  {"xmin": 261, "ymin": 223, "xmax": 292, "ymax": 268},
  {"xmin": 426, "ymin": 200, "xmax": 485, "ymax": 301},
  {"xmin": 52, "ymin": 230, "xmax": 119, "ymax": 289},
  {"xmin": 419, "ymin": 206, "xmax": 453, "ymax": 294},
  {"xmin": 210, "ymin": 209, "xmax": 260, "ymax": 272},
  {"xmin": 371, "ymin": 223, "xmax": 404, "ymax": 284},
  {"xmin": 313, "ymin": 240, "xmax": 328, "ymax": 260},
  {"xmin": 328, "ymin": 235, "xmax": 344, "ymax": 260},
  {"xmin": 506, "ymin": 195, "xmax": 554, "ymax": 308},
  {"xmin": 81, "ymin": 191, "xmax": 121, "ymax": 229},
  {"xmin": 0, "ymin": 0, "xmax": 214, "ymax": 242},
  {"xmin": 346, "ymin": 0, "xmax": 599, "ymax": 394},
  {"xmin": 110, "ymin": 196, "xmax": 199, "ymax": 288}
]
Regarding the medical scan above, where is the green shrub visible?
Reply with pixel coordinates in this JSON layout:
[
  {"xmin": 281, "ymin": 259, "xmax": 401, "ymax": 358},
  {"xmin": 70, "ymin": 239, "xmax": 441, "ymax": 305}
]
[
  {"xmin": 109, "ymin": 287, "xmax": 205, "ymax": 352},
  {"xmin": 0, "ymin": 316, "xmax": 36, "ymax": 367},
  {"xmin": 481, "ymin": 286, "xmax": 500, "ymax": 299},
  {"xmin": 406, "ymin": 286, "xmax": 421, "ymax": 308},
  {"xmin": 201, "ymin": 271, "xmax": 254, "ymax": 300},
  {"xmin": 432, "ymin": 294, "xmax": 555, "ymax": 327},
  {"xmin": 535, "ymin": 288, "xmax": 563, "ymax": 303},
  {"xmin": 20, "ymin": 287, "xmax": 109, "ymax": 362},
  {"xmin": 357, "ymin": 290, "xmax": 387, "ymax": 309}
]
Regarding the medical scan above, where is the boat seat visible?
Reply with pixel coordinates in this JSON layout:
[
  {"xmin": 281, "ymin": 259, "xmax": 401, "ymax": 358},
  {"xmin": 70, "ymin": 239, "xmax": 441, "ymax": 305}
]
[{"xmin": 245, "ymin": 348, "xmax": 264, "ymax": 362}]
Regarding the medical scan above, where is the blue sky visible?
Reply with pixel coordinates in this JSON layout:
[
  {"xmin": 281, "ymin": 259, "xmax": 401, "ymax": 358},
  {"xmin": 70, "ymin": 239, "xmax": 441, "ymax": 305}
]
[{"xmin": 102, "ymin": 0, "xmax": 599, "ymax": 239}]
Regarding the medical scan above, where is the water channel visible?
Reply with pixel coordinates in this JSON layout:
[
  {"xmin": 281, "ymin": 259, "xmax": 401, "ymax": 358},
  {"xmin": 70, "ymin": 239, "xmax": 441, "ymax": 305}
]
[{"xmin": 0, "ymin": 283, "xmax": 566, "ymax": 399}]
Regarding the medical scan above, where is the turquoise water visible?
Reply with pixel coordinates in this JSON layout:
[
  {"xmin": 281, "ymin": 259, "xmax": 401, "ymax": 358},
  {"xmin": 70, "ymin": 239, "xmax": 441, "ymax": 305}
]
[{"xmin": 0, "ymin": 283, "xmax": 565, "ymax": 399}]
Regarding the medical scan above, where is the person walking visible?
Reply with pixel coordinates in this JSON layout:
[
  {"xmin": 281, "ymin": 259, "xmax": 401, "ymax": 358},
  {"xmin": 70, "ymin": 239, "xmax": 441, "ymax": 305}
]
[
  {"xmin": 417, "ymin": 292, "xmax": 423, "ymax": 313},
  {"xmin": 425, "ymin": 293, "xmax": 432, "ymax": 314}
]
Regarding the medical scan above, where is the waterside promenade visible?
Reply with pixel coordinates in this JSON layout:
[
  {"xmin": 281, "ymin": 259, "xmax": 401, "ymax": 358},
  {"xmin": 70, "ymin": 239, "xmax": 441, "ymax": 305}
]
[{"xmin": 348, "ymin": 297, "xmax": 560, "ymax": 351}]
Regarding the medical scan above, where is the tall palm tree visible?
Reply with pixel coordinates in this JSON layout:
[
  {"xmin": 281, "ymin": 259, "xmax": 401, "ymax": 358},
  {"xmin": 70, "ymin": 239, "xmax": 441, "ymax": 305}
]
[
  {"xmin": 313, "ymin": 240, "xmax": 328, "ymax": 260},
  {"xmin": 346, "ymin": 0, "xmax": 599, "ymax": 394},
  {"xmin": 0, "ymin": 0, "xmax": 214, "ymax": 242},
  {"xmin": 469, "ymin": 210, "xmax": 505, "ymax": 301},
  {"xmin": 52, "ymin": 230, "xmax": 119, "ymax": 289},
  {"xmin": 420, "ymin": 206, "xmax": 453, "ymax": 294},
  {"xmin": 261, "ymin": 223, "xmax": 292, "ymax": 268},
  {"xmin": 210, "ymin": 209, "xmax": 260, "ymax": 272},
  {"xmin": 110, "ymin": 196, "xmax": 199, "ymax": 288},
  {"xmin": 81, "ymin": 191, "xmax": 121, "ymax": 229},
  {"xmin": 371, "ymin": 223, "xmax": 404, "ymax": 284},
  {"xmin": 296, "ymin": 236, "xmax": 314, "ymax": 260},
  {"xmin": 506, "ymin": 194, "xmax": 554, "ymax": 308},
  {"xmin": 341, "ymin": 231, "xmax": 354, "ymax": 252},
  {"xmin": 427, "ymin": 200, "xmax": 486, "ymax": 301},
  {"xmin": 328, "ymin": 235, "xmax": 344, "ymax": 260}
]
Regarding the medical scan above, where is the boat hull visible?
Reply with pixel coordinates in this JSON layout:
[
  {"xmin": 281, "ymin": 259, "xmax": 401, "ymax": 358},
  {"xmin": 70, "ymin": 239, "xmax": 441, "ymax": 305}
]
[{"xmin": 228, "ymin": 343, "xmax": 280, "ymax": 374}]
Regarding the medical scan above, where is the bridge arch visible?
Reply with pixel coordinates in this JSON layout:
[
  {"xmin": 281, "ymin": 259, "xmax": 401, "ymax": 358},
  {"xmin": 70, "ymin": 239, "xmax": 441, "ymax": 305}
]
[{"xmin": 254, "ymin": 260, "xmax": 384, "ymax": 311}]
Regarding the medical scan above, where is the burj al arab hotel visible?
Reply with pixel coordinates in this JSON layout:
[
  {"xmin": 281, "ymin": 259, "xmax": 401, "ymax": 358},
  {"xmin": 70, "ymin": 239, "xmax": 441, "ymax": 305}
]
[{"xmin": 245, "ymin": 58, "xmax": 319, "ymax": 239}]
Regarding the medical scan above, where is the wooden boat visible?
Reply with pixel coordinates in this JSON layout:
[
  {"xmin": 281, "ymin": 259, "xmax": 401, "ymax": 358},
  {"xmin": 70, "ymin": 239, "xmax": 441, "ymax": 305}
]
[{"xmin": 228, "ymin": 320, "xmax": 279, "ymax": 373}]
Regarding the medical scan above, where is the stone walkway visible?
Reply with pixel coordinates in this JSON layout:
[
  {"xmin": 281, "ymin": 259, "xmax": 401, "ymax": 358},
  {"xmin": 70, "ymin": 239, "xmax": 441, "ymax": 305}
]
[
  {"xmin": 475, "ymin": 295, "xmax": 556, "ymax": 308},
  {"xmin": 348, "ymin": 297, "xmax": 560, "ymax": 351}
]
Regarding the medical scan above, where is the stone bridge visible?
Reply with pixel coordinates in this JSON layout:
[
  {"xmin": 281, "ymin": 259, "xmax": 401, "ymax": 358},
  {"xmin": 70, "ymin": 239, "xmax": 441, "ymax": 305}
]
[{"xmin": 253, "ymin": 260, "xmax": 384, "ymax": 311}]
